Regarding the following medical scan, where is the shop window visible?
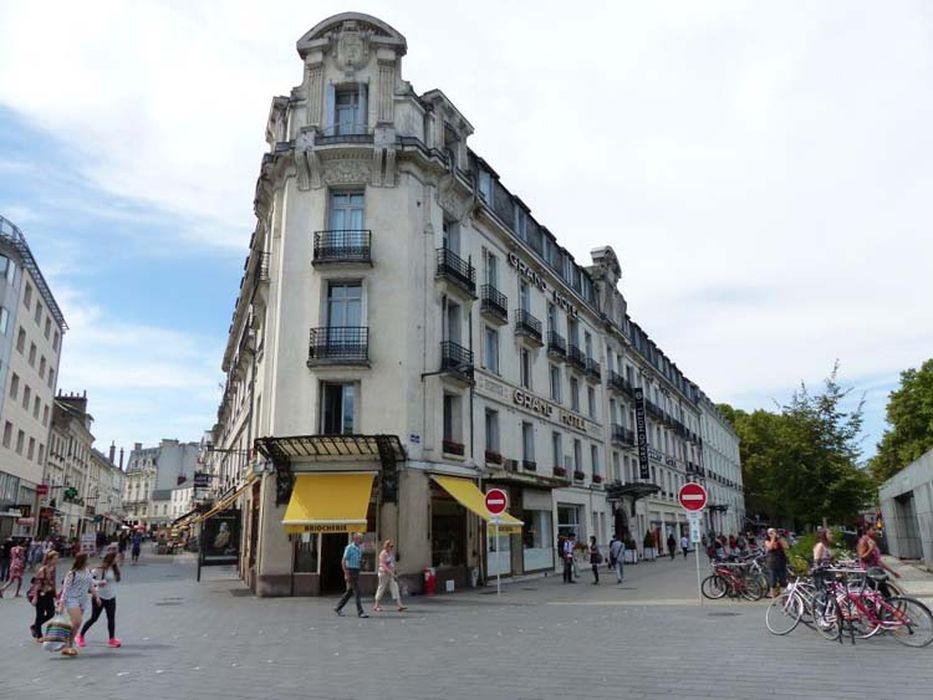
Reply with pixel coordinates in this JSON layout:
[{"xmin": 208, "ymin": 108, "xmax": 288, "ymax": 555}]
[
  {"xmin": 431, "ymin": 484, "xmax": 466, "ymax": 568},
  {"xmin": 523, "ymin": 509, "xmax": 553, "ymax": 551}
]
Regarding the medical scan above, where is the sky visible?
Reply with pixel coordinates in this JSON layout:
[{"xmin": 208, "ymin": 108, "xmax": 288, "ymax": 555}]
[{"xmin": 1, "ymin": 1, "xmax": 930, "ymax": 463}]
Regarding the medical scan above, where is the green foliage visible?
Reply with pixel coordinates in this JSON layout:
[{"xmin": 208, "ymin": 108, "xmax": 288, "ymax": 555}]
[
  {"xmin": 869, "ymin": 359, "xmax": 933, "ymax": 484},
  {"xmin": 787, "ymin": 528, "xmax": 854, "ymax": 574},
  {"xmin": 727, "ymin": 362, "xmax": 875, "ymax": 530}
]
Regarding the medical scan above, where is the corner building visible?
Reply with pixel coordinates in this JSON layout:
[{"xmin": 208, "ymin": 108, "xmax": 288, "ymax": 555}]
[{"xmin": 218, "ymin": 13, "xmax": 742, "ymax": 596}]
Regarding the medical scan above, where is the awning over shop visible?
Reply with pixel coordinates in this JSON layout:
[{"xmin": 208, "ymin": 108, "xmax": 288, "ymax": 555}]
[
  {"xmin": 282, "ymin": 472, "xmax": 375, "ymax": 534},
  {"xmin": 172, "ymin": 508, "xmax": 200, "ymax": 528},
  {"xmin": 255, "ymin": 434, "xmax": 405, "ymax": 462},
  {"xmin": 431, "ymin": 476, "xmax": 524, "ymax": 534},
  {"xmin": 605, "ymin": 482, "xmax": 661, "ymax": 501},
  {"xmin": 195, "ymin": 477, "xmax": 255, "ymax": 524}
]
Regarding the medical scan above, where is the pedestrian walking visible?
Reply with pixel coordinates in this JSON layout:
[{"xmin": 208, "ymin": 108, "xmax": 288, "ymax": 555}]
[
  {"xmin": 334, "ymin": 532, "xmax": 368, "ymax": 618},
  {"xmin": 812, "ymin": 527, "xmax": 833, "ymax": 568},
  {"xmin": 0, "ymin": 539, "xmax": 26, "ymax": 597},
  {"xmin": 28, "ymin": 538, "xmax": 43, "ymax": 571},
  {"xmin": 608, "ymin": 533, "xmax": 624, "ymax": 584},
  {"xmin": 373, "ymin": 539, "xmax": 407, "ymax": 613},
  {"xmin": 0, "ymin": 537, "xmax": 12, "ymax": 582},
  {"xmin": 562, "ymin": 532, "xmax": 576, "ymax": 583},
  {"xmin": 666, "ymin": 533, "xmax": 676, "ymax": 561},
  {"xmin": 680, "ymin": 534, "xmax": 689, "ymax": 559},
  {"xmin": 130, "ymin": 531, "xmax": 142, "ymax": 565},
  {"xmin": 29, "ymin": 550, "xmax": 59, "ymax": 641},
  {"xmin": 77, "ymin": 551, "xmax": 122, "ymax": 648},
  {"xmin": 588, "ymin": 536, "xmax": 601, "ymax": 584},
  {"xmin": 764, "ymin": 528, "xmax": 788, "ymax": 598},
  {"xmin": 57, "ymin": 553, "xmax": 100, "ymax": 657}
]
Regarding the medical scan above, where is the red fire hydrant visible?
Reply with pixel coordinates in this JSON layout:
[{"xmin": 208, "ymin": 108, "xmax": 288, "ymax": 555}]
[{"xmin": 423, "ymin": 566, "xmax": 436, "ymax": 595}]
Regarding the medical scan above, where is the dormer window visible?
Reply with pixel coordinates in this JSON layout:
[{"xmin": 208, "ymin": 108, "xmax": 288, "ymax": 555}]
[
  {"xmin": 325, "ymin": 83, "xmax": 368, "ymax": 136},
  {"xmin": 444, "ymin": 125, "xmax": 459, "ymax": 168}
]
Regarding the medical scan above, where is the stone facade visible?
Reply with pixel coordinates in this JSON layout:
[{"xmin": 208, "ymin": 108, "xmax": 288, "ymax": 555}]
[
  {"xmin": 879, "ymin": 448, "xmax": 933, "ymax": 567},
  {"xmin": 211, "ymin": 12, "xmax": 743, "ymax": 596}
]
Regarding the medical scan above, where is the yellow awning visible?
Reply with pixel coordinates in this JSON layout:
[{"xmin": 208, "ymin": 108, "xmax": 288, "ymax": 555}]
[
  {"xmin": 431, "ymin": 475, "xmax": 524, "ymax": 534},
  {"xmin": 195, "ymin": 477, "xmax": 255, "ymax": 524},
  {"xmin": 282, "ymin": 472, "xmax": 375, "ymax": 534}
]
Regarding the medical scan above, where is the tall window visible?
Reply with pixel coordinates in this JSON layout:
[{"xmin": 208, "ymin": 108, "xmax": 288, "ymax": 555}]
[
  {"xmin": 9, "ymin": 373, "xmax": 18, "ymax": 400},
  {"xmin": 584, "ymin": 331, "xmax": 593, "ymax": 359},
  {"xmin": 591, "ymin": 445, "xmax": 600, "ymax": 477},
  {"xmin": 15, "ymin": 429, "xmax": 24, "ymax": 455},
  {"xmin": 22, "ymin": 385, "xmax": 30, "ymax": 410},
  {"xmin": 549, "ymin": 365, "xmax": 561, "ymax": 402},
  {"xmin": 483, "ymin": 326, "xmax": 499, "ymax": 374},
  {"xmin": 23, "ymin": 282, "xmax": 32, "ymax": 308},
  {"xmin": 321, "ymin": 383, "xmax": 355, "ymax": 435},
  {"xmin": 44, "ymin": 318, "xmax": 51, "ymax": 340},
  {"xmin": 329, "ymin": 191, "xmax": 364, "ymax": 230},
  {"xmin": 520, "ymin": 348, "xmax": 532, "ymax": 389},
  {"xmin": 442, "ymin": 219, "xmax": 460, "ymax": 255},
  {"xmin": 2, "ymin": 421, "xmax": 11, "ymax": 448},
  {"xmin": 570, "ymin": 376, "xmax": 580, "ymax": 412},
  {"xmin": 16, "ymin": 328, "xmax": 25, "ymax": 352},
  {"xmin": 484, "ymin": 250, "xmax": 498, "ymax": 287},
  {"xmin": 547, "ymin": 303, "xmax": 558, "ymax": 334},
  {"xmin": 326, "ymin": 282, "xmax": 362, "ymax": 327},
  {"xmin": 0, "ymin": 307, "xmax": 7, "ymax": 335},
  {"xmin": 519, "ymin": 281, "xmax": 530, "ymax": 312},
  {"xmin": 587, "ymin": 386, "xmax": 596, "ymax": 419},
  {"xmin": 443, "ymin": 393, "xmax": 463, "ymax": 447},
  {"xmin": 552, "ymin": 432, "xmax": 562, "ymax": 468},
  {"xmin": 573, "ymin": 439, "xmax": 582, "ymax": 473},
  {"xmin": 445, "ymin": 300, "xmax": 462, "ymax": 345},
  {"xmin": 28, "ymin": 342, "xmax": 36, "ymax": 366},
  {"xmin": 34, "ymin": 302, "xmax": 42, "ymax": 325},
  {"xmin": 568, "ymin": 318, "xmax": 579, "ymax": 347},
  {"xmin": 333, "ymin": 84, "xmax": 367, "ymax": 135},
  {"xmin": 485, "ymin": 409, "xmax": 499, "ymax": 454},
  {"xmin": 522, "ymin": 422, "xmax": 535, "ymax": 464}
]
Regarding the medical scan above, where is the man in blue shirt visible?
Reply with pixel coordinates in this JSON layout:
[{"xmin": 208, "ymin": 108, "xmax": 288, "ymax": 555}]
[{"xmin": 334, "ymin": 532, "xmax": 368, "ymax": 618}]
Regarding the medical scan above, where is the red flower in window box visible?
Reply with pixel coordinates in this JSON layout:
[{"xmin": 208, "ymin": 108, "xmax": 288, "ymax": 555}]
[
  {"xmin": 485, "ymin": 450, "xmax": 502, "ymax": 464},
  {"xmin": 553, "ymin": 466, "xmax": 567, "ymax": 478},
  {"xmin": 592, "ymin": 474, "xmax": 603, "ymax": 484}
]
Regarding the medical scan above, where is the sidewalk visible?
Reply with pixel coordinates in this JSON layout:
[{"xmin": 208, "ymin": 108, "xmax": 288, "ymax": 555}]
[{"xmin": 882, "ymin": 555, "xmax": 933, "ymax": 601}]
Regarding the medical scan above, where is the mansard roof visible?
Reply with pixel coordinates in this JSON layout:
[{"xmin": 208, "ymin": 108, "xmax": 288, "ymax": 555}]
[{"xmin": 296, "ymin": 12, "xmax": 407, "ymax": 58}]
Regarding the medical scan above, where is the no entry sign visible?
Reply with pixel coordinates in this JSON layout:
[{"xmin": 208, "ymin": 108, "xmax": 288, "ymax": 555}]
[
  {"xmin": 485, "ymin": 488, "xmax": 509, "ymax": 516},
  {"xmin": 678, "ymin": 483, "xmax": 708, "ymax": 512}
]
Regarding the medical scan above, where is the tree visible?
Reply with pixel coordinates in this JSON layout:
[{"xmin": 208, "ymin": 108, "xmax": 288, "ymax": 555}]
[
  {"xmin": 723, "ymin": 363, "xmax": 874, "ymax": 530},
  {"xmin": 869, "ymin": 359, "xmax": 933, "ymax": 484}
]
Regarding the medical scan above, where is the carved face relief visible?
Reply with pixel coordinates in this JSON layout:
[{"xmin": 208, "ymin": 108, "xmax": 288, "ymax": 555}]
[{"xmin": 337, "ymin": 29, "xmax": 370, "ymax": 72}]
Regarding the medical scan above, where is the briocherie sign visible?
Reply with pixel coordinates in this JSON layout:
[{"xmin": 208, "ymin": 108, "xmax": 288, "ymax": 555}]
[{"xmin": 507, "ymin": 252, "xmax": 580, "ymax": 318}]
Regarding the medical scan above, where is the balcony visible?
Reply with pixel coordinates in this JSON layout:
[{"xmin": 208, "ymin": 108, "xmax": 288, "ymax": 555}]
[
  {"xmin": 568, "ymin": 344, "xmax": 586, "ymax": 372},
  {"xmin": 442, "ymin": 439, "xmax": 465, "ymax": 456},
  {"xmin": 485, "ymin": 450, "xmax": 502, "ymax": 465},
  {"xmin": 514, "ymin": 309, "xmax": 543, "ymax": 346},
  {"xmin": 312, "ymin": 230, "xmax": 372, "ymax": 266},
  {"xmin": 308, "ymin": 326, "xmax": 369, "ymax": 366},
  {"xmin": 611, "ymin": 424, "xmax": 636, "ymax": 447},
  {"xmin": 547, "ymin": 331, "xmax": 567, "ymax": 359},
  {"xmin": 480, "ymin": 284, "xmax": 508, "ymax": 325},
  {"xmin": 316, "ymin": 123, "xmax": 374, "ymax": 145},
  {"xmin": 645, "ymin": 399, "xmax": 664, "ymax": 421},
  {"xmin": 585, "ymin": 357, "xmax": 601, "ymax": 383},
  {"xmin": 609, "ymin": 371, "xmax": 636, "ymax": 398},
  {"xmin": 522, "ymin": 460, "xmax": 537, "ymax": 472},
  {"xmin": 435, "ymin": 248, "xmax": 476, "ymax": 298},
  {"xmin": 440, "ymin": 341, "xmax": 474, "ymax": 384},
  {"xmin": 552, "ymin": 465, "xmax": 568, "ymax": 479}
]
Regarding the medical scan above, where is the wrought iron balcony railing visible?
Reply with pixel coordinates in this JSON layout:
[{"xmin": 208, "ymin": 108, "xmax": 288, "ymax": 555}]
[
  {"xmin": 435, "ymin": 248, "xmax": 476, "ymax": 296},
  {"xmin": 307, "ymin": 326, "xmax": 369, "ymax": 365},
  {"xmin": 313, "ymin": 230, "xmax": 372, "ymax": 265},
  {"xmin": 514, "ymin": 309, "xmax": 543, "ymax": 344},
  {"xmin": 547, "ymin": 331, "xmax": 567, "ymax": 358},
  {"xmin": 568, "ymin": 344, "xmax": 586, "ymax": 371},
  {"xmin": 522, "ymin": 460, "xmax": 537, "ymax": 472},
  {"xmin": 480, "ymin": 284, "xmax": 508, "ymax": 323},
  {"xmin": 585, "ymin": 357, "xmax": 601, "ymax": 382},
  {"xmin": 440, "ymin": 340, "xmax": 474, "ymax": 381},
  {"xmin": 442, "ymin": 439, "xmax": 465, "ymax": 456},
  {"xmin": 611, "ymin": 424, "xmax": 636, "ymax": 447},
  {"xmin": 316, "ymin": 123, "xmax": 374, "ymax": 144}
]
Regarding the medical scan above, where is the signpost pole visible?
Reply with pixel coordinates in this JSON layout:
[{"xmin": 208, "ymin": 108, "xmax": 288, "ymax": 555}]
[
  {"xmin": 495, "ymin": 520, "xmax": 501, "ymax": 596},
  {"xmin": 695, "ymin": 520, "xmax": 702, "ymax": 606}
]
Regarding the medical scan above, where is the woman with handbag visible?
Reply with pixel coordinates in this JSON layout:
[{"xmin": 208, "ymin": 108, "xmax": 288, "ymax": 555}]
[
  {"xmin": 0, "ymin": 539, "xmax": 26, "ymax": 597},
  {"xmin": 373, "ymin": 539, "xmax": 407, "ymax": 612},
  {"xmin": 29, "ymin": 550, "xmax": 59, "ymax": 641},
  {"xmin": 77, "ymin": 551, "xmax": 122, "ymax": 648},
  {"xmin": 57, "ymin": 553, "xmax": 99, "ymax": 657}
]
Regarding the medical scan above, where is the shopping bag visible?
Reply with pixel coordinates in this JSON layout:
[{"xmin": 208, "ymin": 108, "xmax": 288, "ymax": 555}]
[{"xmin": 43, "ymin": 614, "xmax": 72, "ymax": 652}]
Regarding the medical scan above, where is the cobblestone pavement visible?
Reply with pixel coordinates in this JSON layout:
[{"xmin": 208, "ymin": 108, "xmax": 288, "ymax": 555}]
[{"xmin": 1, "ymin": 550, "xmax": 931, "ymax": 700}]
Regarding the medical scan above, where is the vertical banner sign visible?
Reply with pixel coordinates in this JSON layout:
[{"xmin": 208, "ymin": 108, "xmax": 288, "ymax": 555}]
[{"xmin": 634, "ymin": 388, "xmax": 650, "ymax": 480}]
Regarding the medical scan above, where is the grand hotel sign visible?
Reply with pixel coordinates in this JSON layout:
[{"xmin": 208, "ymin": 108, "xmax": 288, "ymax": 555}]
[
  {"xmin": 476, "ymin": 376, "xmax": 596, "ymax": 437},
  {"xmin": 507, "ymin": 252, "xmax": 580, "ymax": 318}
]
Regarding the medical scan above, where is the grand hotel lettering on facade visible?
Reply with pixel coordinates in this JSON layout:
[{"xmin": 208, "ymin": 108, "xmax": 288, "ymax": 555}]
[{"xmin": 205, "ymin": 12, "xmax": 744, "ymax": 597}]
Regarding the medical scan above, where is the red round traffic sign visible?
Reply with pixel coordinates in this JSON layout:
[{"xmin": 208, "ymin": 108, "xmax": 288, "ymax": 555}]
[
  {"xmin": 678, "ymin": 482, "xmax": 708, "ymax": 512},
  {"xmin": 485, "ymin": 488, "xmax": 509, "ymax": 516}
]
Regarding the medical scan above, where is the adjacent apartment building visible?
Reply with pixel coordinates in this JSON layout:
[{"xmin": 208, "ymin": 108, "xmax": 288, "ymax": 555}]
[
  {"xmin": 0, "ymin": 215, "xmax": 66, "ymax": 540},
  {"xmin": 123, "ymin": 439, "xmax": 199, "ymax": 529},
  {"xmin": 208, "ymin": 13, "xmax": 743, "ymax": 597}
]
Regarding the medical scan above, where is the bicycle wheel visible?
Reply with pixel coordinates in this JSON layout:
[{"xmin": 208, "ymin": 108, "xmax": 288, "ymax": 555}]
[
  {"xmin": 812, "ymin": 592, "xmax": 841, "ymax": 641},
  {"xmin": 701, "ymin": 574, "xmax": 728, "ymax": 600},
  {"xmin": 838, "ymin": 593, "xmax": 881, "ymax": 639},
  {"xmin": 741, "ymin": 575, "xmax": 766, "ymax": 601},
  {"xmin": 766, "ymin": 591, "xmax": 803, "ymax": 635},
  {"xmin": 883, "ymin": 597, "xmax": 933, "ymax": 648}
]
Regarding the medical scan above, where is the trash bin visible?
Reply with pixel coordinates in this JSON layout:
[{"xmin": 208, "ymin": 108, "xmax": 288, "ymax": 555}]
[
  {"xmin": 469, "ymin": 566, "xmax": 480, "ymax": 588},
  {"xmin": 423, "ymin": 566, "xmax": 436, "ymax": 595}
]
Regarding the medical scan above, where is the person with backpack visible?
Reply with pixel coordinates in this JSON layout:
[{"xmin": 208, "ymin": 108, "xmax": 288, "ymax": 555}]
[
  {"xmin": 608, "ymin": 533, "xmax": 624, "ymax": 584},
  {"xmin": 29, "ymin": 550, "xmax": 59, "ymax": 640},
  {"xmin": 76, "ymin": 551, "xmax": 122, "ymax": 648}
]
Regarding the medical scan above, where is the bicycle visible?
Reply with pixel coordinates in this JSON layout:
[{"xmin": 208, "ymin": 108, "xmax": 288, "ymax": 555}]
[{"xmin": 702, "ymin": 561, "xmax": 765, "ymax": 601}]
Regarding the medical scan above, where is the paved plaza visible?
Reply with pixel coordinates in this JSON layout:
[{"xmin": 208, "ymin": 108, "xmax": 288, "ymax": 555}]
[{"xmin": 1, "ymin": 551, "xmax": 931, "ymax": 700}]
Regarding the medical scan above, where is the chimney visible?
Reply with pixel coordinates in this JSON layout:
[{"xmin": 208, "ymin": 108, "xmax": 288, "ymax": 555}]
[
  {"xmin": 134, "ymin": 442, "xmax": 142, "ymax": 451},
  {"xmin": 108, "ymin": 441, "xmax": 116, "ymax": 464},
  {"xmin": 119, "ymin": 448, "xmax": 125, "ymax": 469}
]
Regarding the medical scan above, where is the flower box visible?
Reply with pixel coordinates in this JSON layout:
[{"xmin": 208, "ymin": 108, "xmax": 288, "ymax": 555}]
[
  {"xmin": 573, "ymin": 470, "xmax": 586, "ymax": 481},
  {"xmin": 484, "ymin": 450, "xmax": 502, "ymax": 464},
  {"xmin": 552, "ymin": 466, "xmax": 567, "ymax": 478}
]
